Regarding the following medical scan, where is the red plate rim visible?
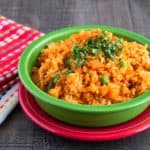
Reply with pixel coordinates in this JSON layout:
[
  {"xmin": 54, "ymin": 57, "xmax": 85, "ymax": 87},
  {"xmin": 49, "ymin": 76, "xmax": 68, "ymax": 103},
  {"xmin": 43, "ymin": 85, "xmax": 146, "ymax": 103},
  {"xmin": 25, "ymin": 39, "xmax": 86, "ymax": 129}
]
[{"xmin": 18, "ymin": 84, "xmax": 150, "ymax": 141}]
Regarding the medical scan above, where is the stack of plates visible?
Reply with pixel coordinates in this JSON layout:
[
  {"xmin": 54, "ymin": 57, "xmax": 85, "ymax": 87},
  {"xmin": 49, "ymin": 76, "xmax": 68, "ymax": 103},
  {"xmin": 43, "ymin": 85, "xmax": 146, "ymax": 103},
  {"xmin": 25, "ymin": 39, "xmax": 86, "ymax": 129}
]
[{"xmin": 19, "ymin": 84, "xmax": 150, "ymax": 141}]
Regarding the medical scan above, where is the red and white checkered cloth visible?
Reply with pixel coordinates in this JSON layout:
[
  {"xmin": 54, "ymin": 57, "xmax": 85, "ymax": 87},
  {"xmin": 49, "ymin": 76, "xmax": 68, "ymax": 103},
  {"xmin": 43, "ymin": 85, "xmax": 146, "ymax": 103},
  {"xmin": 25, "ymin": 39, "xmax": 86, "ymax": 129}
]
[{"xmin": 0, "ymin": 16, "xmax": 44, "ymax": 124}]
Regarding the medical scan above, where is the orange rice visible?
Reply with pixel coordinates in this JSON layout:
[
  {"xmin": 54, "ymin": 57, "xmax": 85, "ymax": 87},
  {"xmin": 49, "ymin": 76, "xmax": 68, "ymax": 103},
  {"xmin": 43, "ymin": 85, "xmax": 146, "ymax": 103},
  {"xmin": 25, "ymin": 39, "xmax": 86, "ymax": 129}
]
[{"xmin": 32, "ymin": 29, "xmax": 150, "ymax": 105}]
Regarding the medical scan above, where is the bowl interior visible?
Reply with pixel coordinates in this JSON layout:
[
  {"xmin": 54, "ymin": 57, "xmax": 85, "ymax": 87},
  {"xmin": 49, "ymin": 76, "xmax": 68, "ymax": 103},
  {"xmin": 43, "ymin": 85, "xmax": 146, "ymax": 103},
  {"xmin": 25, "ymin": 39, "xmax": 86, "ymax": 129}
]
[{"xmin": 18, "ymin": 25, "xmax": 150, "ymax": 113}]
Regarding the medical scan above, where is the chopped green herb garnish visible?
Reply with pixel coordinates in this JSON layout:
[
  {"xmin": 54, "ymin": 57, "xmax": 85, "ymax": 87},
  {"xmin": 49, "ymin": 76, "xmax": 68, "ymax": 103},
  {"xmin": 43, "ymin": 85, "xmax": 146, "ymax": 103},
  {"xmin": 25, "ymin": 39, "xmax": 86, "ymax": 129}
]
[
  {"xmin": 76, "ymin": 59, "xmax": 87, "ymax": 67},
  {"xmin": 73, "ymin": 45, "xmax": 87, "ymax": 58},
  {"xmin": 48, "ymin": 31, "xmax": 124, "ymax": 90},
  {"xmin": 73, "ymin": 45, "xmax": 82, "ymax": 55},
  {"xmin": 86, "ymin": 38, "xmax": 97, "ymax": 48},
  {"xmin": 103, "ymin": 30, "xmax": 108, "ymax": 35},
  {"xmin": 102, "ymin": 36, "xmax": 109, "ymax": 42},
  {"xmin": 91, "ymin": 48, "xmax": 101, "ymax": 56},
  {"xmin": 47, "ymin": 72, "xmax": 61, "ymax": 89},
  {"xmin": 63, "ymin": 56, "xmax": 72, "ymax": 68},
  {"xmin": 101, "ymin": 76, "xmax": 110, "ymax": 85},
  {"xmin": 106, "ymin": 49, "xmax": 115, "ymax": 61},
  {"xmin": 69, "ymin": 45, "xmax": 88, "ymax": 67},
  {"xmin": 65, "ymin": 69, "xmax": 74, "ymax": 75},
  {"xmin": 115, "ymin": 39, "xmax": 122, "ymax": 49},
  {"xmin": 63, "ymin": 30, "xmax": 123, "ymax": 71},
  {"xmin": 119, "ymin": 60, "xmax": 126, "ymax": 67}
]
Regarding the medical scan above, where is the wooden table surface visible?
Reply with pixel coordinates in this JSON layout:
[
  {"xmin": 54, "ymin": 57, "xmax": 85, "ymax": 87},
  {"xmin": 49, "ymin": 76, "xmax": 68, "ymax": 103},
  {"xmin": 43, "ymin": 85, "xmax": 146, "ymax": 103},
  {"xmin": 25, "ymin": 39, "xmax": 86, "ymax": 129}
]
[{"xmin": 0, "ymin": 0, "xmax": 150, "ymax": 149}]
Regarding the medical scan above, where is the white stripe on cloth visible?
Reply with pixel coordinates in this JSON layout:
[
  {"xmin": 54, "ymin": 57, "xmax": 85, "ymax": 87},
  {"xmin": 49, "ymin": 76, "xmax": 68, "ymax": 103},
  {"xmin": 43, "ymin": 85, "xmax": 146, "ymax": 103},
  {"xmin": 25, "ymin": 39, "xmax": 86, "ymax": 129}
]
[{"xmin": 0, "ymin": 83, "xmax": 19, "ymax": 124}]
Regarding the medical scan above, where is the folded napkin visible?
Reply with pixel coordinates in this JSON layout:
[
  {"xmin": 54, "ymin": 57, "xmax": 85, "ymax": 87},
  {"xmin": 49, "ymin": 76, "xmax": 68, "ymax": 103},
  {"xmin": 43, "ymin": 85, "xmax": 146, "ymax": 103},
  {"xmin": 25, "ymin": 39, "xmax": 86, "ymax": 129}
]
[
  {"xmin": 0, "ymin": 16, "xmax": 44, "ymax": 124},
  {"xmin": 0, "ymin": 83, "xmax": 18, "ymax": 124}
]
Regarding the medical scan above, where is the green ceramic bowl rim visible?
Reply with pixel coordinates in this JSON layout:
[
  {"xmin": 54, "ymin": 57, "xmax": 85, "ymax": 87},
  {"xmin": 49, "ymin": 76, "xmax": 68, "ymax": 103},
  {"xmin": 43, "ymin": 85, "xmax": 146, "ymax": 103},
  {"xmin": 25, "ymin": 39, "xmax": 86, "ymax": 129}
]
[{"xmin": 18, "ymin": 25, "xmax": 150, "ymax": 113}]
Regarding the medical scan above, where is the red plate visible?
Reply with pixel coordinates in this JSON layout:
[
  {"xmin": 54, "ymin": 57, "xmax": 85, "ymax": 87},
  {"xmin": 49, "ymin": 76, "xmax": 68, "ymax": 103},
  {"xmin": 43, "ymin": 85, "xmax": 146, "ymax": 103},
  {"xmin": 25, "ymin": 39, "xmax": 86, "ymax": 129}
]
[{"xmin": 18, "ymin": 84, "xmax": 150, "ymax": 141}]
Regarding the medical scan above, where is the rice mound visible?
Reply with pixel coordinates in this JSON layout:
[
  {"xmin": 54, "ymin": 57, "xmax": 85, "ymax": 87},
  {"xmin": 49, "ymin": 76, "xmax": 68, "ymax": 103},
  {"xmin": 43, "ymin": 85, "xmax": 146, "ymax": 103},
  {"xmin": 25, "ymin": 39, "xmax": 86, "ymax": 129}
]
[{"xmin": 32, "ymin": 29, "xmax": 150, "ymax": 105}]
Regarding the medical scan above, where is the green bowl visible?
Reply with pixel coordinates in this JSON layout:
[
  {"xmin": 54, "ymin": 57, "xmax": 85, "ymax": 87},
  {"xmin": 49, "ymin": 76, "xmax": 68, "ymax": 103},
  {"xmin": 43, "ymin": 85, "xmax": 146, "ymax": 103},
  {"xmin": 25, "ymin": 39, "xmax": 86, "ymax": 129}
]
[{"xmin": 18, "ymin": 25, "xmax": 150, "ymax": 127}]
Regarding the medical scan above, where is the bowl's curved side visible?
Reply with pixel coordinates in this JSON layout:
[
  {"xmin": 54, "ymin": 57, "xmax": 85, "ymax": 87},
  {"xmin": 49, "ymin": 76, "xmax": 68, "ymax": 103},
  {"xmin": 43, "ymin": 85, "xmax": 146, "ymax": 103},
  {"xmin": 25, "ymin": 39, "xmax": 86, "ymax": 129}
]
[
  {"xmin": 18, "ymin": 25, "xmax": 150, "ymax": 116},
  {"xmin": 34, "ymin": 96, "xmax": 149, "ymax": 127}
]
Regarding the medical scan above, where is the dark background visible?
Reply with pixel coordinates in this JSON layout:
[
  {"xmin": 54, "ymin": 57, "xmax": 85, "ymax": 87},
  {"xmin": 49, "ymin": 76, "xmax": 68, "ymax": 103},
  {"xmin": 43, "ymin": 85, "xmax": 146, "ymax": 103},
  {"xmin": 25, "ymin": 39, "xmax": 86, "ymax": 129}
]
[{"xmin": 0, "ymin": 0, "xmax": 150, "ymax": 149}]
